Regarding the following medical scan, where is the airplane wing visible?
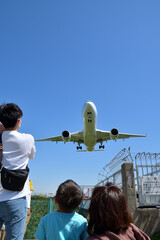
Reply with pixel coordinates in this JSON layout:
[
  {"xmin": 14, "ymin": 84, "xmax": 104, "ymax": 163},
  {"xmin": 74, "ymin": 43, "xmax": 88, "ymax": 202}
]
[
  {"xmin": 70, "ymin": 131, "xmax": 84, "ymax": 143},
  {"xmin": 36, "ymin": 131, "xmax": 84, "ymax": 144},
  {"xmin": 118, "ymin": 132, "xmax": 147, "ymax": 139},
  {"xmin": 96, "ymin": 129, "xmax": 147, "ymax": 143},
  {"xmin": 96, "ymin": 130, "xmax": 111, "ymax": 143},
  {"xmin": 35, "ymin": 136, "xmax": 63, "ymax": 142}
]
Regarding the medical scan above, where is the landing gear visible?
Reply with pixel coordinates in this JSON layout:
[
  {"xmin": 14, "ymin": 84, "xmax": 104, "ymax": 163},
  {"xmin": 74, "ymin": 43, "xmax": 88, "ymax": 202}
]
[
  {"xmin": 77, "ymin": 146, "xmax": 82, "ymax": 150},
  {"xmin": 99, "ymin": 145, "xmax": 104, "ymax": 149},
  {"xmin": 77, "ymin": 143, "xmax": 82, "ymax": 150}
]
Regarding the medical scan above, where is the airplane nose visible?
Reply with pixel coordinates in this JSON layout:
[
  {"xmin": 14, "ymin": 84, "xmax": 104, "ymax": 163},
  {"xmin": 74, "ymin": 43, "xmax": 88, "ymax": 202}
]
[
  {"xmin": 83, "ymin": 101, "xmax": 92, "ymax": 111},
  {"xmin": 86, "ymin": 100, "xmax": 92, "ymax": 104},
  {"xmin": 82, "ymin": 101, "xmax": 97, "ymax": 115},
  {"xmin": 86, "ymin": 101, "xmax": 96, "ymax": 111},
  {"xmin": 85, "ymin": 101, "xmax": 94, "ymax": 108}
]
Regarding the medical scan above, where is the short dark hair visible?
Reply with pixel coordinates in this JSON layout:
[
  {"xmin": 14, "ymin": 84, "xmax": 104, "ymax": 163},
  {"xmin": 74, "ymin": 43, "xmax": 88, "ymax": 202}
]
[
  {"xmin": 55, "ymin": 179, "xmax": 83, "ymax": 212},
  {"xmin": 87, "ymin": 184, "xmax": 132, "ymax": 235},
  {"xmin": 0, "ymin": 103, "xmax": 23, "ymax": 128}
]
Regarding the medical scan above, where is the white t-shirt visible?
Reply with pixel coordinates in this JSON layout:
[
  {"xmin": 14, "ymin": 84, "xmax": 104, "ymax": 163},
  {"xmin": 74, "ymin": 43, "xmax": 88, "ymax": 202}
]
[
  {"xmin": 0, "ymin": 130, "xmax": 36, "ymax": 202},
  {"xmin": 26, "ymin": 191, "xmax": 32, "ymax": 208}
]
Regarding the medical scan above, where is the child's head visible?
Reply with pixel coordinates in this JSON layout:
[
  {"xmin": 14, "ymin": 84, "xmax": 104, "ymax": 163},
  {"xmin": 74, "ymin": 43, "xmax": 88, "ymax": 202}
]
[
  {"xmin": 87, "ymin": 183, "xmax": 132, "ymax": 235},
  {"xmin": 55, "ymin": 179, "xmax": 83, "ymax": 213},
  {"xmin": 0, "ymin": 103, "xmax": 23, "ymax": 129}
]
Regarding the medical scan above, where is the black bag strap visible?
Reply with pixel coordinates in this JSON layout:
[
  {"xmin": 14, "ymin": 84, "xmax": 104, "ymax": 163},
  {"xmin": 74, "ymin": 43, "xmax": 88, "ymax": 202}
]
[{"xmin": 0, "ymin": 133, "xmax": 2, "ymax": 169}]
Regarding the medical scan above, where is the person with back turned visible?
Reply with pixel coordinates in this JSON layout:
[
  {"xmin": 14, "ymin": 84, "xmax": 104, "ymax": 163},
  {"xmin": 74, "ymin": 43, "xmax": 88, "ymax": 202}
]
[
  {"xmin": 86, "ymin": 183, "xmax": 150, "ymax": 240},
  {"xmin": 0, "ymin": 103, "xmax": 36, "ymax": 240},
  {"xmin": 35, "ymin": 179, "xmax": 88, "ymax": 240}
]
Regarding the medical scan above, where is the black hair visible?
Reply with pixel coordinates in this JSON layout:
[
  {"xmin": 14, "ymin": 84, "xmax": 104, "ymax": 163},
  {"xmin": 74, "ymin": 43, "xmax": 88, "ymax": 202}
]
[
  {"xmin": 0, "ymin": 103, "xmax": 23, "ymax": 128},
  {"xmin": 55, "ymin": 179, "xmax": 83, "ymax": 213}
]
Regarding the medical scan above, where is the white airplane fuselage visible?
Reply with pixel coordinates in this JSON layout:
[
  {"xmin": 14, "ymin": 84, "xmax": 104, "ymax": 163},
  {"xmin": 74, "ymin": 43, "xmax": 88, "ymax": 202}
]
[{"xmin": 83, "ymin": 101, "xmax": 97, "ymax": 151}]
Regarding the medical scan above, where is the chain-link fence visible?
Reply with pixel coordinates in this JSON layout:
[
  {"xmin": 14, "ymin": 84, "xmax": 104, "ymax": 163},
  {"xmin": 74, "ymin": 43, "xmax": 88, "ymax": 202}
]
[
  {"xmin": 97, "ymin": 148, "xmax": 133, "ymax": 189},
  {"xmin": 135, "ymin": 152, "xmax": 160, "ymax": 206},
  {"xmin": 24, "ymin": 197, "xmax": 56, "ymax": 239},
  {"xmin": 97, "ymin": 148, "xmax": 160, "ymax": 207}
]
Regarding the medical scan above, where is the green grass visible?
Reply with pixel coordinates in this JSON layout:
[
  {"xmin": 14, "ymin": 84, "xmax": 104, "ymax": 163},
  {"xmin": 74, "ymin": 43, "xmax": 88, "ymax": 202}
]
[{"xmin": 24, "ymin": 198, "xmax": 56, "ymax": 239}]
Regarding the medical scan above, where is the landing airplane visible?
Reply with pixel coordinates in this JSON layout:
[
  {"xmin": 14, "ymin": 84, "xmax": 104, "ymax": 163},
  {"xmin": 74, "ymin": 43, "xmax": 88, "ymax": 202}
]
[{"xmin": 36, "ymin": 101, "xmax": 147, "ymax": 152}]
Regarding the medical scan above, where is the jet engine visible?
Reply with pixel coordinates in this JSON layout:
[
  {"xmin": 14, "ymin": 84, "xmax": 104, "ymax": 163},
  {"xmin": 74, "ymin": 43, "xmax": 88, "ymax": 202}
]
[
  {"xmin": 62, "ymin": 130, "xmax": 71, "ymax": 142},
  {"xmin": 110, "ymin": 128, "xmax": 119, "ymax": 140}
]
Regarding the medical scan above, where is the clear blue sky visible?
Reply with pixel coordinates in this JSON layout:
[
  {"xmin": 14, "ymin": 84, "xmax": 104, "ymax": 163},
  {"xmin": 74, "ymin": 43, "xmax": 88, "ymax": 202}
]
[{"xmin": 0, "ymin": 0, "xmax": 160, "ymax": 194}]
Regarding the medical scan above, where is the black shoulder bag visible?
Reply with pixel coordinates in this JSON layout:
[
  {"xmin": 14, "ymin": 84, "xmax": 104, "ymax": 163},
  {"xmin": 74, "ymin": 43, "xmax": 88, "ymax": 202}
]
[{"xmin": 1, "ymin": 166, "xmax": 30, "ymax": 191}]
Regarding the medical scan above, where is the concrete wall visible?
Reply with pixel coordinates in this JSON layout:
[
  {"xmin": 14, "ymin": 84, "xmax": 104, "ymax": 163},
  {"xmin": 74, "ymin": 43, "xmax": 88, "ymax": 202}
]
[
  {"xmin": 132, "ymin": 208, "xmax": 160, "ymax": 237},
  {"xmin": 121, "ymin": 162, "xmax": 160, "ymax": 237}
]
